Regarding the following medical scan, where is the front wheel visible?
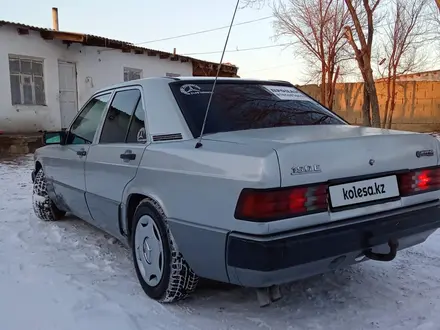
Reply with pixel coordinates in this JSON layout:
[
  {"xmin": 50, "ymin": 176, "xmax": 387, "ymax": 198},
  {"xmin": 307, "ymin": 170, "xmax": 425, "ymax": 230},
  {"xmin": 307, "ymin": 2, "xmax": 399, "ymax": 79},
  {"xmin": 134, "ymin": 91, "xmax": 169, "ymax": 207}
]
[
  {"xmin": 32, "ymin": 170, "xmax": 66, "ymax": 221},
  {"xmin": 131, "ymin": 200, "xmax": 198, "ymax": 303}
]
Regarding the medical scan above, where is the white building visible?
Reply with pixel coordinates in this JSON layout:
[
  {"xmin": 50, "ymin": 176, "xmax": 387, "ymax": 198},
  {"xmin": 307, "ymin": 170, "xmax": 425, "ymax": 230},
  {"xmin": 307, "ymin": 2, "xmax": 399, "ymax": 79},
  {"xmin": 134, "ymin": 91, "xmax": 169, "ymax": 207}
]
[{"xmin": 0, "ymin": 10, "xmax": 238, "ymax": 133}]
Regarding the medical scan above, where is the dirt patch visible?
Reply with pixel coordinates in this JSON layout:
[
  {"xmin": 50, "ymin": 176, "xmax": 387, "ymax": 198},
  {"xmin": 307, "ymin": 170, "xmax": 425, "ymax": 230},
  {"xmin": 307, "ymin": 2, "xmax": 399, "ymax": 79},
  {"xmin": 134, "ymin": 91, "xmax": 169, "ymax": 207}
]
[
  {"xmin": 0, "ymin": 134, "xmax": 42, "ymax": 157},
  {"xmin": 0, "ymin": 153, "xmax": 33, "ymax": 164}
]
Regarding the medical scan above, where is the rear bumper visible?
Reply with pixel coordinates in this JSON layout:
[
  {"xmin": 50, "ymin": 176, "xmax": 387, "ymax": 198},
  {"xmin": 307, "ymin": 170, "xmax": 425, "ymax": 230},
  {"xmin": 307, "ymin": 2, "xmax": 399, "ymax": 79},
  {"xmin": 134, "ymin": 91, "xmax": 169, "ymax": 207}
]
[{"xmin": 226, "ymin": 201, "xmax": 440, "ymax": 287}]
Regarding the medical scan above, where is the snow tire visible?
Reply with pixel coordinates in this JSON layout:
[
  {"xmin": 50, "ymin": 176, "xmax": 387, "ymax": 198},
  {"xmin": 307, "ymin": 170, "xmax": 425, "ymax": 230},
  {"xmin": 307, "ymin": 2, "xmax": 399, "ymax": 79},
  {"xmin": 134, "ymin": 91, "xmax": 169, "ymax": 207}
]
[
  {"xmin": 32, "ymin": 170, "xmax": 66, "ymax": 221},
  {"xmin": 131, "ymin": 198, "xmax": 199, "ymax": 303}
]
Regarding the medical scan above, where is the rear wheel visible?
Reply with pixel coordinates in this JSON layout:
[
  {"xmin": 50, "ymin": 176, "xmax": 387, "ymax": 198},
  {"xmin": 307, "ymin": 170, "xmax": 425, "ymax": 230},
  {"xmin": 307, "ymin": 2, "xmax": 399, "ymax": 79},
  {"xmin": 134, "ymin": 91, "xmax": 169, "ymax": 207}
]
[
  {"xmin": 32, "ymin": 170, "xmax": 66, "ymax": 221},
  {"xmin": 131, "ymin": 199, "xmax": 198, "ymax": 303}
]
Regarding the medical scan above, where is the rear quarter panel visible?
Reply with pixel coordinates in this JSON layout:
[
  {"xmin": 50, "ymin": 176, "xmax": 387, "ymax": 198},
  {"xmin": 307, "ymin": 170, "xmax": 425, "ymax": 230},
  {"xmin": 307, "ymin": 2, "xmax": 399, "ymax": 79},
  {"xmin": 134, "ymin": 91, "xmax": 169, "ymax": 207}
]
[
  {"xmin": 123, "ymin": 139, "xmax": 280, "ymax": 235},
  {"xmin": 122, "ymin": 139, "xmax": 281, "ymax": 282}
]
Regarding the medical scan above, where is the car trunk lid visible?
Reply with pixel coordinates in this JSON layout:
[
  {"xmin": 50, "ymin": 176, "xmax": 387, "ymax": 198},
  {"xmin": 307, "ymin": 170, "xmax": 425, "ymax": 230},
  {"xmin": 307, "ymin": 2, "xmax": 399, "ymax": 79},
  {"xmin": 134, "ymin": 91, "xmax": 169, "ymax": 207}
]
[{"xmin": 205, "ymin": 125, "xmax": 439, "ymax": 188}]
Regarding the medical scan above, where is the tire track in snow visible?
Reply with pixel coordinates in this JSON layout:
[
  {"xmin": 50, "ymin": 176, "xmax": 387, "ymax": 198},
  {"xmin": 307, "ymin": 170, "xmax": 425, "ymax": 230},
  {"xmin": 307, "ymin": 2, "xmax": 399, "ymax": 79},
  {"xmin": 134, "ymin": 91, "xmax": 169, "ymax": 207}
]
[{"xmin": 1, "ymin": 155, "xmax": 440, "ymax": 329}]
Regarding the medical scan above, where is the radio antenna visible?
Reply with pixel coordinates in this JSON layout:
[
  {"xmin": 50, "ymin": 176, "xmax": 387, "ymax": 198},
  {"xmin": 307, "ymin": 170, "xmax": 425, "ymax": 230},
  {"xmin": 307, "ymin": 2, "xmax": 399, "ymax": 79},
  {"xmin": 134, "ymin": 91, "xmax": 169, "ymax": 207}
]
[{"xmin": 195, "ymin": 0, "xmax": 240, "ymax": 149}]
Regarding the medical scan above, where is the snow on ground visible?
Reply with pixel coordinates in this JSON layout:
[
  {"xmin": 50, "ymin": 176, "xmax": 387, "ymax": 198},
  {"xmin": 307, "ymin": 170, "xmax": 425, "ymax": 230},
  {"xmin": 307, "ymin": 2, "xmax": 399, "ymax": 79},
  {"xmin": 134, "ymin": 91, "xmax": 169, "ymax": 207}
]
[{"xmin": 1, "ymin": 154, "xmax": 440, "ymax": 330}]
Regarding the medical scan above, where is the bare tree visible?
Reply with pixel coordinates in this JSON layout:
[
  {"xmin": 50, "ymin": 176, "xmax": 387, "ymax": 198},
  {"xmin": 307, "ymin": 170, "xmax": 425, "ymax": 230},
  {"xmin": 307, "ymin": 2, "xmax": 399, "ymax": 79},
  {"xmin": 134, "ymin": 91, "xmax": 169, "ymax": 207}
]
[
  {"xmin": 273, "ymin": 0, "xmax": 351, "ymax": 109},
  {"xmin": 431, "ymin": 0, "xmax": 440, "ymax": 41},
  {"xmin": 240, "ymin": 0, "xmax": 268, "ymax": 9},
  {"xmin": 343, "ymin": 0, "xmax": 382, "ymax": 127},
  {"xmin": 242, "ymin": 0, "xmax": 351, "ymax": 110},
  {"xmin": 378, "ymin": 0, "xmax": 429, "ymax": 129}
]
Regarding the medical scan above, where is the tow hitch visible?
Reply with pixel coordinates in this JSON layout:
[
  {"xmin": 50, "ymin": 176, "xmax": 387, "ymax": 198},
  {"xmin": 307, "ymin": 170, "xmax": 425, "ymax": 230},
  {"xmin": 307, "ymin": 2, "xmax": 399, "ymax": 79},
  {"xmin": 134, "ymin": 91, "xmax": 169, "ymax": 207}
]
[{"xmin": 363, "ymin": 238, "xmax": 399, "ymax": 262}]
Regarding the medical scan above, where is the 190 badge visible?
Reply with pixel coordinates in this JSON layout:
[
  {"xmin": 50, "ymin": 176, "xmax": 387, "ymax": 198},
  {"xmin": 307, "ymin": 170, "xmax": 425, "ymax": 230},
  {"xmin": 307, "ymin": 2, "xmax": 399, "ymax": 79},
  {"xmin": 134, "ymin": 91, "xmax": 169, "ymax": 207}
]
[{"xmin": 291, "ymin": 164, "xmax": 321, "ymax": 175}]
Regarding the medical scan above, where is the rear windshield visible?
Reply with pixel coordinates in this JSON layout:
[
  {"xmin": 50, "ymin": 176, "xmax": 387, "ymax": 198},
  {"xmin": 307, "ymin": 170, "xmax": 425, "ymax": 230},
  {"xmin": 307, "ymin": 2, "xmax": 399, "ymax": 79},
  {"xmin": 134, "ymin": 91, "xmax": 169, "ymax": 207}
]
[{"xmin": 169, "ymin": 81, "xmax": 346, "ymax": 138}]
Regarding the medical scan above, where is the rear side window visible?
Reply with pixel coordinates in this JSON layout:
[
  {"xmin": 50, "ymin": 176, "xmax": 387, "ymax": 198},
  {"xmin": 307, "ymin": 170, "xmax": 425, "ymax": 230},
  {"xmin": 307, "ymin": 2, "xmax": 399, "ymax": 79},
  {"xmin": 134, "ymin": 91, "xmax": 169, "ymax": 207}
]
[
  {"xmin": 169, "ymin": 82, "xmax": 345, "ymax": 138},
  {"xmin": 100, "ymin": 89, "xmax": 141, "ymax": 143},
  {"xmin": 126, "ymin": 101, "xmax": 146, "ymax": 143}
]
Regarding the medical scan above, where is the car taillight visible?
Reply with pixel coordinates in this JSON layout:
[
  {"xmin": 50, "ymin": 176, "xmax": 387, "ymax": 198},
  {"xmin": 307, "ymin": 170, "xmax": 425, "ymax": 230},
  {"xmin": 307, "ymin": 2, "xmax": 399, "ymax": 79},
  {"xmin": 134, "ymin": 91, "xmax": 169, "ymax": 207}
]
[
  {"xmin": 234, "ymin": 184, "xmax": 328, "ymax": 221},
  {"xmin": 398, "ymin": 167, "xmax": 440, "ymax": 196}
]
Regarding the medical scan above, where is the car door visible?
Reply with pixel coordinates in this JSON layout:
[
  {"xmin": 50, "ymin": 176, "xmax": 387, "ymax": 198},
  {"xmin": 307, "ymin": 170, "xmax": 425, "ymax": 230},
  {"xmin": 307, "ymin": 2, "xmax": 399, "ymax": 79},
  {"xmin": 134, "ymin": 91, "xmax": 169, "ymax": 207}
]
[
  {"xmin": 44, "ymin": 92, "xmax": 112, "ymax": 222},
  {"xmin": 84, "ymin": 87, "xmax": 147, "ymax": 238}
]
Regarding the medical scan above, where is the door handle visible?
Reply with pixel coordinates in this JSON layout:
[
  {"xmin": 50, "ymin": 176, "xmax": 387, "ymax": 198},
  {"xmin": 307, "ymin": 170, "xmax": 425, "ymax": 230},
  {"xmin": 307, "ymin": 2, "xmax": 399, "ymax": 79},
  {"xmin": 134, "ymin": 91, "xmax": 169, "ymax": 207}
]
[
  {"xmin": 77, "ymin": 149, "xmax": 87, "ymax": 156},
  {"xmin": 120, "ymin": 150, "xmax": 136, "ymax": 160}
]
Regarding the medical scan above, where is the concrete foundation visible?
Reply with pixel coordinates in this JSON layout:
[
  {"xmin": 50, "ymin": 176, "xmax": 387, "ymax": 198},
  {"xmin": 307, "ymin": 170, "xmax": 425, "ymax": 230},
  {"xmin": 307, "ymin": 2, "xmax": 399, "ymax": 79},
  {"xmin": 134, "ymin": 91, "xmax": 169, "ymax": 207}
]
[{"xmin": 0, "ymin": 133, "xmax": 43, "ymax": 155}]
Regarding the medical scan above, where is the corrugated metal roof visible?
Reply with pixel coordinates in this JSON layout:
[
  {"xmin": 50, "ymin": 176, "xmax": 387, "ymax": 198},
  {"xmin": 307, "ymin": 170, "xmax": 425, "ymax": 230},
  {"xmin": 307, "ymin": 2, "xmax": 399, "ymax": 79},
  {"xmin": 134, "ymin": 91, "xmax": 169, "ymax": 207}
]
[
  {"xmin": 0, "ymin": 19, "xmax": 54, "ymax": 31},
  {"xmin": 0, "ymin": 19, "xmax": 238, "ymax": 74}
]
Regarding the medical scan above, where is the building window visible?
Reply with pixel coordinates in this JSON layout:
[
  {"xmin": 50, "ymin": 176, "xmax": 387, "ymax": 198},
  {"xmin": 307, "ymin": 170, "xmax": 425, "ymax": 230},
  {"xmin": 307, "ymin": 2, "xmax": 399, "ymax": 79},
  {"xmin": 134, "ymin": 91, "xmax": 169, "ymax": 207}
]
[
  {"xmin": 166, "ymin": 72, "xmax": 181, "ymax": 77},
  {"xmin": 124, "ymin": 67, "xmax": 142, "ymax": 82},
  {"xmin": 9, "ymin": 55, "xmax": 45, "ymax": 105}
]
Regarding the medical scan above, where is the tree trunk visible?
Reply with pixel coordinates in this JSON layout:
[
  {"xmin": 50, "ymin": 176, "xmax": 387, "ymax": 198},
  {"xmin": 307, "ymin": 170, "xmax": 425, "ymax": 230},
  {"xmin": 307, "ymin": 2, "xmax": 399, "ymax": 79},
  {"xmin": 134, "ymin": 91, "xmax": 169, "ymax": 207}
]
[
  {"xmin": 362, "ymin": 84, "xmax": 371, "ymax": 126},
  {"xmin": 328, "ymin": 66, "xmax": 340, "ymax": 111},
  {"xmin": 383, "ymin": 75, "xmax": 392, "ymax": 128},
  {"xmin": 387, "ymin": 75, "xmax": 397, "ymax": 129},
  {"xmin": 364, "ymin": 68, "xmax": 381, "ymax": 127},
  {"xmin": 369, "ymin": 84, "xmax": 381, "ymax": 128},
  {"xmin": 320, "ymin": 62, "xmax": 327, "ymax": 106},
  {"xmin": 327, "ymin": 65, "xmax": 332, "ymax": 109}
]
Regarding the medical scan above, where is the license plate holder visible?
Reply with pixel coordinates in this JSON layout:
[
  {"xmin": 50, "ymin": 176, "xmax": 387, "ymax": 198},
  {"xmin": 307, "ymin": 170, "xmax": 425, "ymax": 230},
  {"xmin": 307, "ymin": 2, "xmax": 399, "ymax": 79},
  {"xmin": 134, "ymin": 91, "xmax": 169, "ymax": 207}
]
[{"xmin": 329, "ymin": 175, "xmax": 400, "ymax": 209}]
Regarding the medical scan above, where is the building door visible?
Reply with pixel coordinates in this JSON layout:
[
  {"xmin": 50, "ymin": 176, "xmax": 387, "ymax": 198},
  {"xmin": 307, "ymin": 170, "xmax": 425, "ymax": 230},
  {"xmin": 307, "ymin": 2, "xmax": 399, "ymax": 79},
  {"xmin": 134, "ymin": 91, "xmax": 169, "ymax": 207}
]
[{"xmin": 58, "ymin": 61, "xmax": 78, "ymax": 129}]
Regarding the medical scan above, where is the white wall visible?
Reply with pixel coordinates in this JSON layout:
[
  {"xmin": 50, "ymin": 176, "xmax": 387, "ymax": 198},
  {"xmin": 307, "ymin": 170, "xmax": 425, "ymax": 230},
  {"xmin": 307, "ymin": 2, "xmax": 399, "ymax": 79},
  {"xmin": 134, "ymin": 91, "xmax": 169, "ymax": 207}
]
[
  {"xmin": 0, "ymin": 26, "xmax": 65, "ymax": 132},
  {"xmin": 69, "ymin": 44, "xmax": 192, "ymax": 107},
  {"xmin": 0, "ymin": 26, "xmax": 193, "ymax": 133}
]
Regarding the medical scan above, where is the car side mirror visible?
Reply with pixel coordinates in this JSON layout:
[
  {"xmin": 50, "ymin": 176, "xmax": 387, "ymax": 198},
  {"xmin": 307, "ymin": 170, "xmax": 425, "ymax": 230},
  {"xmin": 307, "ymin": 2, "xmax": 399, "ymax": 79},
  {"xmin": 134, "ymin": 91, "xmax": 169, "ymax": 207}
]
[{"xmin": 43, "ymin": 131, "xmax": 66, "ymax": 145}]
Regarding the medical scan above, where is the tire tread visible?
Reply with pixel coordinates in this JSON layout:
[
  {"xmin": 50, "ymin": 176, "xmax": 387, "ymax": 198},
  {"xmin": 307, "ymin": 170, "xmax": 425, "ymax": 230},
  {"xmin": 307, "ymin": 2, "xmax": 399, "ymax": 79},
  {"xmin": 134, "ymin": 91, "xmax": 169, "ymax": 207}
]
[
  {"xmin": 32, "ymin": 170, "xmax": 65, "ymax": 221},
  {"xmin": 134, "ymin": 198, "xmax": 199, "ymax": 303}
]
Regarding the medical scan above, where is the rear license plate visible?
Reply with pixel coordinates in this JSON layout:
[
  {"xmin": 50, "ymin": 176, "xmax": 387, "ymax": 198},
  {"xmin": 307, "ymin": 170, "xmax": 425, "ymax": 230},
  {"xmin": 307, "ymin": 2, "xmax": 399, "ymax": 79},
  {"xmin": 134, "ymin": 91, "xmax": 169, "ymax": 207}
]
[{"xmin": 329, "ymin": 175, "xmax": 400, "ymax": 208}]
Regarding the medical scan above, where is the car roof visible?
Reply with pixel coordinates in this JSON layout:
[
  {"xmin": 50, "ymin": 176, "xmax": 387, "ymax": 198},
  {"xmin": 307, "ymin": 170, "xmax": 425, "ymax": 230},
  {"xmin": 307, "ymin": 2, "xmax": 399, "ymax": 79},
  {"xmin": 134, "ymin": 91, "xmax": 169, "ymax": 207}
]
[
  {"xmin": 93, "ymin": 76, "xmax": 293, "ymax": 95},
  {"xmin": 173, "ymin": 76, "xmax": 292, "ymax": 85}
]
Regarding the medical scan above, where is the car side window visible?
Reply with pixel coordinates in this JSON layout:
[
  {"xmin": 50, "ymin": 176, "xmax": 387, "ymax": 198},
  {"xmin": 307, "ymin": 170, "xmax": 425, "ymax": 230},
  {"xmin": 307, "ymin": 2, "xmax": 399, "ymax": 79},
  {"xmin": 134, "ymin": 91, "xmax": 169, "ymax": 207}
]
[
  {"xmin": 99, "ymin": 89, "xmax": 141, "ymax": 143},
  {"xmin": 66, "ymin": 93, "xmax": 111, "ymax": 145},
  {"xmin": 126, "ymin": 100, "xmax": 147, "ymax": 143}
]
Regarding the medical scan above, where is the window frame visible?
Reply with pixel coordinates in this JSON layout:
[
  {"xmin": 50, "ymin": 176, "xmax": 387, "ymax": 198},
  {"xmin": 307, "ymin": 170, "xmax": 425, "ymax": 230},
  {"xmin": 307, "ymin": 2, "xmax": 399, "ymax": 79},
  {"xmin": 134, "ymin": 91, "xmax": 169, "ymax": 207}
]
[
  {"xmin": 8, "ymin": 54, "xmax": 46, "ymax": 106},
  {"xmin": 65, "ymin": 90, "xmax": 114, "ymax": 145},
  {"xmin": 123, "ymin": 67, "xmax": 143, "ymax": 82},
  {"xmin": 95, "ymin": 85, "xmax": 149, "ymax": 145},
  {"xmin": 125, "ymin": 93, "xmax": 148, "ymax": 144},
  {"xmin": 169, "ymin": 80, "xmax": 349, "ymax": 138}
]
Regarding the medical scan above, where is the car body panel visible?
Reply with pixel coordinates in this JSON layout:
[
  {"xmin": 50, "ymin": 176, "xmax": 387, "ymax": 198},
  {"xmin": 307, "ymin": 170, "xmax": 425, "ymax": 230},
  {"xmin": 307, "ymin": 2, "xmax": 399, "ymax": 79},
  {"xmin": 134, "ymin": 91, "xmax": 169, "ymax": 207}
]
[
  {"xmin": 226, "ymin": 200, "xmax": 440, "ymax": 287},
  {"xmin": 85, "ymin": 143, "xmax": 147, "ymax": 239},
  {"xmin": 169, "ymin": 200, "xmax": 440, "ymax": 285},
  {"xmin": 166, "ymin": 219, "xmax": 231, "ymax": 283},
  {"xmin": 122, "ymin": 139, "xmax": 281, "ymax": 236},
  {"xmin": 203, "ymin": 125, "xmax": 438, "ymax": 187},
  {"xmin": 37, "ymin": 144, "xmax": 92, "ymax": 221},
  {"xmin": 229, "ymin": 229, "xmax": 436, "ymax": 287},
  {"xmin": 32, "ymin": 76, "xmax": 440, "ymax": 289},
  {"xmin": 83, "ymin": 86, "xmax": 148, "ymax": 239},
  {"xmin": 201, "ymin": 125, "xmax": 440, "ymax": 231},
  {"xmin": 34, "ymin": 90, "xmax": 115, "ymax": 222}
]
